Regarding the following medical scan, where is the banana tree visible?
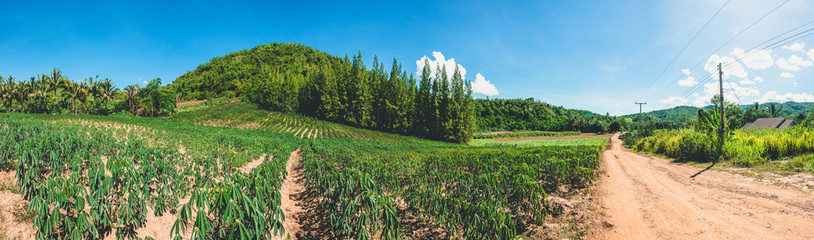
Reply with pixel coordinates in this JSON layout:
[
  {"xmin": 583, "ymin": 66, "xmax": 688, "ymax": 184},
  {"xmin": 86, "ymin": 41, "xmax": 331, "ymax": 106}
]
[
  {"xmin": 97, "ymin": 79, "xmax": 116, "ymax": 114},
  {"xmin": 62, "ymin": 80, "xmax": 88, "ymax": 114},
  {"xmin": 4, "ymin": 76, "xmax": 17, "ymax": 112},
  {"xmin": 696, "ymin": 108, "xmax": 738, "ymax": 161},
  {"xmin": 48, "ymin": 68, "xmax": 62, "ymax": 97},
  {"xmin": 27, "ymin": 75, "xmax": 54, "ymax": 113},
  {"xmin": 124, "ymin": 85, "xmax": 139, "ymax": 115}
]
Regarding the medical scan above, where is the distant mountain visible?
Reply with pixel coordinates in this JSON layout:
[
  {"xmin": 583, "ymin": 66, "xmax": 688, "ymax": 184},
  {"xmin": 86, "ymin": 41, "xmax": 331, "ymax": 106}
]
[
  {"xmin": 626, "ymin": 102, "xmax": 814, "ymax": 121},
  {"xmin": 739, "ymin": 102, "xmax": 814, "ymax": 118},
  {"xmin": 622, "ymin": 106, "xmax": 700, "ymax": 121}
]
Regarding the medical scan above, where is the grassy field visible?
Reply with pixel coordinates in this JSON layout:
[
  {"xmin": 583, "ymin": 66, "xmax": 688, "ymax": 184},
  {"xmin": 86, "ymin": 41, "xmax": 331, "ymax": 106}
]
[
  {"xmin": 470, "ymin": 137, "xmax": 609, "ymax": 148},
  {"xmin": 473, "ymin": 131, "xmax": 582, "ymax": 139},
  {"xmin": 0, "ymin": 100, "xmax": 608, "ymax": 239},
  {"xmin": 631, "ymin": 128, "xmax": 814, "ymax": 174}
]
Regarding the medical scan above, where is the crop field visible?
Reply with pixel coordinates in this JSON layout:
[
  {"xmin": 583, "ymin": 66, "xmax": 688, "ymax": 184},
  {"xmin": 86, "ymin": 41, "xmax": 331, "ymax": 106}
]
[
  {"xmin": 0, "ymin": 112, "xmax": 300, "ymax": 239},
  {"xmin": 0, "ymin": 101, "xmax": 606, "ymax": 239},
  {"xmin": 300, "ymin": 136, "xmax": 605, "ymax": 239}
]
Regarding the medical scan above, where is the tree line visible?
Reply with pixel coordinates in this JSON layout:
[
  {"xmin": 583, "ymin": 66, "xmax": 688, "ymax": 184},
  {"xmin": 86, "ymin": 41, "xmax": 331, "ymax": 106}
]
[
  {"xmin": 172, "ymin": 43, "xmax": 475, "ymax": 143},
  {"xmin": 0, "ymin": 68, "xmax": 176, "ymax": 116},
  {"xmin": 474, "ymin": 98, "xmax": 627, "ymax": 133}
]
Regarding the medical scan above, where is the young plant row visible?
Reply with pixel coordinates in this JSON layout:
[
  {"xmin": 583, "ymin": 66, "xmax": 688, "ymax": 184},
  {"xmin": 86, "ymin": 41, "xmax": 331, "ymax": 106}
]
[
  {"xmin": 300, "ymin": 137, "xmax": 604, "ymax": 239},
  {"xmin": 0, "ymin": 115, "xmax": 299, "ymax": 239}
]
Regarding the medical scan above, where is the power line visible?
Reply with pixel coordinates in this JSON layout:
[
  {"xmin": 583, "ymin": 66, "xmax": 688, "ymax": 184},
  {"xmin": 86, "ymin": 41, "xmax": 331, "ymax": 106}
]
[
  {"xmin": 635, "ymin": 102, "xmax": 647, "ymax": 133},
  {"xmin": 636, "ymin": 0, "xmax": 731, "ymax": 102},
  {"xmin": 647, "ymin": 0, "xmax": 794, "ymax": 108},
  {"xmin": 646, "ymin": 25, "xmax": 814, "ymax": 104},
  {"xmin": 725, "ymin": 79, "xmax": 743, "ymax": 105},
  {"xmin": 660, "ymin": 25, "xmax": 814, "ymax": 110},
  {"xmin": 642, "ymin": 0, "xmax": 791, "ymax": 103}
]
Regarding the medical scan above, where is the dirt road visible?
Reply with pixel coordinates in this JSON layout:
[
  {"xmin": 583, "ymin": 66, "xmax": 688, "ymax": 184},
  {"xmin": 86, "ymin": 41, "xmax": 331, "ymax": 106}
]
[{"xmin": 595, "ymin": 133, "xmax": 814, "ymax": 239}]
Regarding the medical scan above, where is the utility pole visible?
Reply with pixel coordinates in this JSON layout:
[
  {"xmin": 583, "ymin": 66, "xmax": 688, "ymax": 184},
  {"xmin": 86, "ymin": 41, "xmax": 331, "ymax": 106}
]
[
  {"xmin": 635, "ymin": 102, "xmax": 646, "ymax": 134},
  {"xmin": 718, "ymin": 62, "xmax": 725, "ymax": 161}
]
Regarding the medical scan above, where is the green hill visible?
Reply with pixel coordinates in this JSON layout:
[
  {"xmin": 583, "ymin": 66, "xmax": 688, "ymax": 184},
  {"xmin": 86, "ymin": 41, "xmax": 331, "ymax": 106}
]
[
  {"xmin": 739, "ymin": 102, "xmax": 814, "ymax": 119},
  {"xmin": 172, "ymin": 43, "xmax": 344, "ymax": 101},
  {"xmin": 475, "ymin": 98, "xmax": 623, "ymax": 133},
  {"xmin": 628, "ymin": 102, "xmax": 814, "ymax": 121},
  {"xmin": 622, "ymin": 105, "xmax": 700, "ymax": 121},
  {"xmin": 170, "ymin": 43, "xmax": 474, "ymax": 143}
]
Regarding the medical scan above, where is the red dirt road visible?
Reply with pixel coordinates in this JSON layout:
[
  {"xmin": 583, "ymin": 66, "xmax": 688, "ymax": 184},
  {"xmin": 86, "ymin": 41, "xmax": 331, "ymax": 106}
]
[{"xmin": 594, "ymin": 133, "xmax": 814, "ymax": 239}]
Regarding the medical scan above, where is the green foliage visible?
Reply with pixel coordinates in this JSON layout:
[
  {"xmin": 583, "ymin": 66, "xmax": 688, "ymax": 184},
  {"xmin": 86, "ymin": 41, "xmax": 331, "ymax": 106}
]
[
  {"xmin": 470, "ymin": 137, "xmax": 609, "ymax": 148},
  {"xmin": 0, "ymin": 68, "xmax": 175, "ymax": 117},
  {"xmin": 780, "ymin": 154, "xmax": 814, "ymax": 174},
  {"xmin": 473, "ymin": 131, "xmax": 581, "ymax": 139},
  {"xmin": 136, "ymin": 78, "xmax": 176, "ymax": 117},
  {"xmin": 743, "ymin": 102, "xmax": 771, "ymax": 123},
  {"xmin": 474, "ymin": 98, "xmax": 618, "ymax": 133}
]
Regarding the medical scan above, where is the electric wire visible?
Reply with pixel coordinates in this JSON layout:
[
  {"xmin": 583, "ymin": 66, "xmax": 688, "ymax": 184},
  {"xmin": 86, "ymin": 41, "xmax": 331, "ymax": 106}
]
[
  {"xmin": 635, "ymin": 0, "xmax": 731, "ymax": 102},
  {"xmin": 641, "ymin": 0, "xmax": 792, "ymax": 105}
]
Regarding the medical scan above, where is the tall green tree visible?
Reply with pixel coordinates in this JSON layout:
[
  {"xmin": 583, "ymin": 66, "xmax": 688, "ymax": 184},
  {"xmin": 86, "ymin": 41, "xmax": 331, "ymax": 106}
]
[
  {"xmin": 415, "ymin": 58, "xmax": 433, "ymax": 136},
  {"xmin": 768, "ymin": 102, "xmax": 780, "ymax": 117}
]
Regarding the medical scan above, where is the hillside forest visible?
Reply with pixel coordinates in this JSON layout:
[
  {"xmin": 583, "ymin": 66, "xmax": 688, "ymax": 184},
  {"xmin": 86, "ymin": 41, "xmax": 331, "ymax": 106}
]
[{"xmin": 171, "ymin": 43, "xmax": 627, "ymax": 143}]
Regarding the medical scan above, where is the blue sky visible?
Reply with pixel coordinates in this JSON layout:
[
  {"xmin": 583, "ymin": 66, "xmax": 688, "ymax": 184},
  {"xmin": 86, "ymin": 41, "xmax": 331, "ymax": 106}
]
[{"xmin": 1, "ymin": 0, "xmax": 813, "ymax": 115}]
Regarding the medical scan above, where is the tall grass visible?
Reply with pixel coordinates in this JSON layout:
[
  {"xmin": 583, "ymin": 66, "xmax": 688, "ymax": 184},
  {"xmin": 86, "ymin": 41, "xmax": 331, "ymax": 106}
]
[{"xmin": 633, "ymin": 127, "xmax": 814, "ymax": 167}]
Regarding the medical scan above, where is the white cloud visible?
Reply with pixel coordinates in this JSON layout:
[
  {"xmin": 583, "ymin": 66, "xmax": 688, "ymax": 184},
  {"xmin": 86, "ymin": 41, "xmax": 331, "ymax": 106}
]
[
  {"xmin": 776, "ymin": 58, "xmax": 799, "ymax": 72},
  {"xmin": 471, "ymin": 73, "xmax": 499, "ymax": 97},
  {"xmin": 781, "ymin": 72, "xmax": 795, "ymax": 78},
  {"xmin": 705, "ymin": 54, "xmax": 747, "ymax": 80},
  {"xmin": 760, "ymin": 91, "xmax": 814, "ymax": 102},
  {"xmin": 787, "ymin": 54, "xmax": 813, "ymax": 67},
  {"xmin": 692, "ymin": 81, "xmax": 759, "ymax": 106},
  {"xmin": 729, "ymin": 47, "xmax": 773, "ymax": 70},
  {"xmin": 739, "ymin": 78, "xmax": 755, "ymax": 85},
  {"xmin": 793, "ymin": 82, "xmax": 798, "ymax": 87},
  {"xmin": 416, "ymin": 51, "xmax": 467, "ymax": 81},
  {"xmin": 678, "ymin": 76, "xmax": 697, "ymax": 87},
  {"xmin": 660, "ymin": 96, "xmax": 687, "ymax": 106},
  {"xmin": 692, "ymin": 82, "xmax": 720, "ymax": 106},
  {"xmin": 681, "ymin": 68, "xmax": 691, "ymax": 75},
  {"xmin": 776, "ymin": 55, "xmax": 812, "ymax": 72},
  {"xmin": 724, "ymin": 82, "xmax": 759, "ymax": 97},
  {"xmin": 730, "ymin": 48, "xmax": 745, "ymax": 59},
  {"xmin": 782, "ymin": 42, "xmax": 806, "ymax": 52},
  {"xmin": 808, "ymin": 49, "xmax": 814, "ymax": 61},
  {"xmin": 754, "ymin": 76, "xmax": 764, "ymax": 83},
  {"xmin": 416, "ymin": 51, "xmax": 498, "ymax": 97}
]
